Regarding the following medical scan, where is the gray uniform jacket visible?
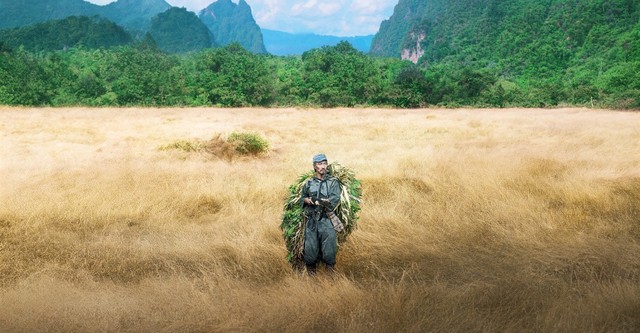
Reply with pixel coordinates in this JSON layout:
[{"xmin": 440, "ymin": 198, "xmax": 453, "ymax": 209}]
[{"xmin": 300, "ymin": 175, "xmax": 341, "ymax": 265}]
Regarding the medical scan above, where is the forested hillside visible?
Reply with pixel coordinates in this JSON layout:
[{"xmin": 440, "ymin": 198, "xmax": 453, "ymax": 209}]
[
  {"xmin": 149, "ymin": 8, "xmax": 215, "ymax": 53},
  {"xmin": 0, "ymin": 16, "xmax": 132, "ymax": 52},
  {"xmin": 101, "ymin": 0, "xmax": 171, "ymax": 32},
  {"xmin": 0, "ymin": 0, "xmax": 263, "ymax": 52},
  {"xmin": 371, "ymin": 0, "xmax": 639, "ymax": 62},
  {"xmin": 0, "ymin": 0, "xmax": 97, "ymax": 30},
  {"xmin": 370, "ymin": 0, "xmax": 640, "ymax": 108}
]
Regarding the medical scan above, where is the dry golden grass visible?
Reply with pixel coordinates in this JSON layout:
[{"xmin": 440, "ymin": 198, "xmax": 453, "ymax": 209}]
[{"xmin": 1, "ymin": 106, "xmax": 639, "ymax": 332}]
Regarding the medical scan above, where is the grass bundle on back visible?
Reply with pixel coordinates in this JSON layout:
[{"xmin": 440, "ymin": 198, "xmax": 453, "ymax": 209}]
[{"xmin": 280, "ymin": 163, "xmax": 362, "ymax": 270}]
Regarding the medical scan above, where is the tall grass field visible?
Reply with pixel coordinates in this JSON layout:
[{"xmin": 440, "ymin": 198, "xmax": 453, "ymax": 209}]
[{"xmin": 1, "ymin": 107, "xmax": 639, "ymax": 332}]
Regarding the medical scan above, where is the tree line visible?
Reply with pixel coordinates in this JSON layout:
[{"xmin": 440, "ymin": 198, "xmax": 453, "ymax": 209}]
[{"xmin": 0, "ymin": 41, "xmax": 638, "ymax": 108}]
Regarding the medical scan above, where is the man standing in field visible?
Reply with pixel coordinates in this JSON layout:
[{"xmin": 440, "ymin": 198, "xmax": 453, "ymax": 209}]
[{"xmin": 301, "ymin": 153, "xmax": 342, "ymax": 275}]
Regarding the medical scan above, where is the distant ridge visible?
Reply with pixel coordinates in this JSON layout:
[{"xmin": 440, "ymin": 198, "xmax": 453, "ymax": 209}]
[
  {"xmin": 102, "ymin": 0, "xmax": 171, "ymax": 32},
  {"xmin": 0, "ymin": 15, "xmax": 133, "ymax": 52},
  {"xmin": 0, "ymin": 0, "xmax": 97, "ymax": 30},
  {"xmin": 0, "ymin": 0, "xmax": 171, "ymax": 32},
  {"xmin": 261, "ymin": 29, "xmax": 373, "ymax": 55},
  {"xmin": 0, "ymin": 0, "xmax": 265, "ymax": 54}
]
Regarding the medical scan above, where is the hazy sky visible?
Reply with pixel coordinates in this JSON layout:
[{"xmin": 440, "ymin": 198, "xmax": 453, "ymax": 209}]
[{"xmin": 85, "ymin": 0, "xmax": 397, "ymax": 36}]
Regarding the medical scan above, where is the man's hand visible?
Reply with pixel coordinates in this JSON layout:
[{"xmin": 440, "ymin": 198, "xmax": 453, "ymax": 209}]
[{"xmin": 304, "ymin": 197, "xmax": 317, "ymax": 205}]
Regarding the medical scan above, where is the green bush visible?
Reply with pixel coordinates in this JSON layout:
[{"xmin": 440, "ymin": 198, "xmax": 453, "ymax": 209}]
[{"xmin": 227, "ymin": 132, "xmax": 269, "ymax": 155}]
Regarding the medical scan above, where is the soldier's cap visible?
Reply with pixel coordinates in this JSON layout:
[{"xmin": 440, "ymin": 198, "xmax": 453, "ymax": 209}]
[{"xmin": 312, "ymin": 153, "xmax": 327, "ymax": 164}]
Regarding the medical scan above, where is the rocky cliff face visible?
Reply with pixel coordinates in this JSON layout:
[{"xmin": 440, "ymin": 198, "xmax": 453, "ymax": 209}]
[
  {"xmin": 400, "ymin": 31, "xmax": 425, "ymax": 64},
  {"xmin": 199, "ymin": 0, "xmax": 267, "ymax": 54},
  {"xmin": 369, "ymin": 0, "xmax": 430, "ymax": 58}
]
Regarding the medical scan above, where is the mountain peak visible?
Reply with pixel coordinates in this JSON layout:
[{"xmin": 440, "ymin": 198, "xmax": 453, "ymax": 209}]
[
  {"xmin": 199, "ymin": 0, "xmax": 266, "ymax": 53},
  {"xmin": 149, "ymin": 7, "xmax": 214, "ymax": 53}
]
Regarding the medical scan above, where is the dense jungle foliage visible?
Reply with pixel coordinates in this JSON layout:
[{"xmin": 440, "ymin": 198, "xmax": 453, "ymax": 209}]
[
  {"xmin": 0, "ymin": 39, "xmax": 638, "ymax": 108},
  {"xmin": 1, "ymin": 0, "xmax": 638, "ymax": 108},
  {"xmin": 370, "ymin": 0, "xmax": 640, "ymax": 108}
]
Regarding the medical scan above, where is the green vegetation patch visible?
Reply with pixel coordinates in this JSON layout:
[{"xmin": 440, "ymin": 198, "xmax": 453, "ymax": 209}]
[
  {"xmin": 227, "ymin": 131, "xmax": 269, "ymax": 155},
  {"xmin": 158, "ymin": 139, "xmax": 205, "ymax": 153},
  {"xmin": 159, "ymin": 132, "xmax": 269, "ymax": 158}
]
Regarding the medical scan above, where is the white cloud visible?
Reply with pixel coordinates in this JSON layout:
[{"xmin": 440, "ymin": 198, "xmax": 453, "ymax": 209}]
[
  {"xmin": 291, "ymin": 0, "xmax": 316, "ymax": 16},
  {"xmin": 253, "ymin": 0, "xmax": 279, "ymax": 26},
  {"xmin": 83, "ymin": 0, "xmax": 397, "ymax": 36},
  {"xmin": 349, "ymin": 0, "xmax": 389, "ymax": 14},
  {"xmin": 85, "ymin": 0, "xmax": 114, "ymax": 5},
  {"xmin": 317, "ymin": 2, "xmax": 342, "ymax": 16}
]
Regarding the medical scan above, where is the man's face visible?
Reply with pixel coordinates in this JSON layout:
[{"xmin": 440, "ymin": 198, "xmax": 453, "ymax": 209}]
[{"xmin": 314, "ymin": 160, "xmax": 328, "ymax": 175}]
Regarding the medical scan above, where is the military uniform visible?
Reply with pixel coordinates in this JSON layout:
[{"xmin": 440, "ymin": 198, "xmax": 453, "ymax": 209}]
[{"xmin": 300, "ymin": 156, "xmax": 341, "ymax": 273}]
